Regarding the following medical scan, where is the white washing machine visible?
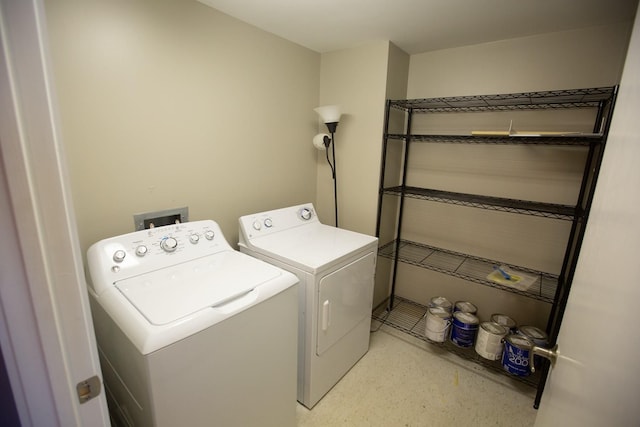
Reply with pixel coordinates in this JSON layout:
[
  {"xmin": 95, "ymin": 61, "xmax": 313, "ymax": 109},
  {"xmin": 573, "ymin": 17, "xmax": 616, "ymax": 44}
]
[
  {"xmin": 86, "ymin": 220, "xmax": 298, "ymax": 427},
  {"xmin": 238, "ymin": 203, "xmax": 378, "ymax": 408}
]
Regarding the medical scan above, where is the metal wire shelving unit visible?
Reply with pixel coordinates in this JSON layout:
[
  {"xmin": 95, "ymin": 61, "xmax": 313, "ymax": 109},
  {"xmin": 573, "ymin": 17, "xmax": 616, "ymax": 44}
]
[{"xmin": 375, "ymin": 86, "xmax": 618, "ymax": 400}]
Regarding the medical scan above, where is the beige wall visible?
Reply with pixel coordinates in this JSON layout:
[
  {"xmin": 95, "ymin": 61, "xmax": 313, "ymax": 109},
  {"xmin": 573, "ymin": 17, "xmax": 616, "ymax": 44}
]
[
  {"xmin": 386, "ymin": 23, "xmax": 634, "ymax": 325},
  {"xmin": 45, "ymin": 0, "xmax": 320, "ymax": 253},
  {"xmin": 408, "ymin": 24, "xmax": 632, "ymax": 97},
  {"xmin": 315, "ymin": 42, "xmax": 390, "ymax": 235}
]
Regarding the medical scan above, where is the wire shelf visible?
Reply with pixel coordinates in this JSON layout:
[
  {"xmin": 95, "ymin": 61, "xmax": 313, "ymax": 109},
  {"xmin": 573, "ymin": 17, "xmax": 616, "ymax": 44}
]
[
  {"xmin": 372, "ymin": 296, "xmax": 542, "ymax": 388},
  {"xmin": 378, "ymin": 240, "xmax": 558, "ymax": 303},
  {"xmin": 388, "ymin": 86, "xmax": 616, "ymax": 113},
  {"xmin": 383, "ymin": 186, "xmax": 577, "ymax": 220},
  {"xmin": 384, "ymin": 133, "xmax": 604, "ymax": 146}
]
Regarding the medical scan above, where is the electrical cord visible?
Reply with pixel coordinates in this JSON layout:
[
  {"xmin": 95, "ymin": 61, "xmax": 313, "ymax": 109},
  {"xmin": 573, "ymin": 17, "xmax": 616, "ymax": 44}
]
[{"xmin": 325, "ymin": 144, "xmax": 335, "ymax": 178}]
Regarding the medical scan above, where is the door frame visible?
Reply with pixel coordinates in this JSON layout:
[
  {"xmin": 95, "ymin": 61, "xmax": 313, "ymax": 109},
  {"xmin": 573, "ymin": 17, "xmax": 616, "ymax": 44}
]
[{"xmin": 0, "ymin": 0, "xmax": 109, "ymax": 425}]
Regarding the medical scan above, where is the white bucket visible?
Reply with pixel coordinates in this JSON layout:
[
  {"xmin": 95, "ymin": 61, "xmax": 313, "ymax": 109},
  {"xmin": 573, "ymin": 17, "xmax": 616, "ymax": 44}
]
[
  {"xmin": 454, "ymin": 300, "xmax": 477, "ymax": 314},
  {"xmin": 428, "ymin": 296, "xmax": 452, "ymax": 312},
  {"xmin": 425, "ymin": 307, "xmax": 452, "ymax": 342},
  {"xmin": 475, "ymin": 321, "xmax": 509, "ymax": 360},
  {"xmin": 490, "ymin": 313, "xmax": 517, "ymax": 333}
]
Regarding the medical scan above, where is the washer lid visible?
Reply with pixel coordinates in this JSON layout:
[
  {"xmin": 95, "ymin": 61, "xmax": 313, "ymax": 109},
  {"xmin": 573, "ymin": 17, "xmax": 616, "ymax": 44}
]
[
  {"xmin": 247, "ymin": 223, "xmax": 377, "ymax": 272},
  {"xmin": 115, "ymin": 250, "xmax": 281, "ymax": 325}
]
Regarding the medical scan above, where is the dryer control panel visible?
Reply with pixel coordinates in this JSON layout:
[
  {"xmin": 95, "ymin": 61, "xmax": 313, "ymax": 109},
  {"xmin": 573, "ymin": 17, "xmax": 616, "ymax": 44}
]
[
  {"xmin": 87, "ymin": 220, "xmax": 231, "ymax": 295},
  {"xmin": 239, "ymin": 203, "xmax": 319, "ymax": 240}
]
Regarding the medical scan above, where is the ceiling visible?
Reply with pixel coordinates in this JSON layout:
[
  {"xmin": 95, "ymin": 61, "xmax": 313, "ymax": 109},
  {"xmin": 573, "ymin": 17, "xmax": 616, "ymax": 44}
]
[{"xmin": 198, "ymin": 0, "xmax": 638, "ymax": 54}]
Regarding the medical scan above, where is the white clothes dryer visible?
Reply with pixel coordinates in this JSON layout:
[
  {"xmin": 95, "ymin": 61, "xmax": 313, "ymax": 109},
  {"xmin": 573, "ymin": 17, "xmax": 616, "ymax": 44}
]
[
  {"xmin": 86, "ymin": 220, "xmax": 298, "ymax": 427},
  {"xmin": 238, "ymin": 203, "xmax": 378, "ymax": 408}
]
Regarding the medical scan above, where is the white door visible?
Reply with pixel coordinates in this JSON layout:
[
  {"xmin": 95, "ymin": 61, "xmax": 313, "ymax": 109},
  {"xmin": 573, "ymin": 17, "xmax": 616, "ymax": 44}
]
[
  {"xmin": 534, "ymin": 11, "xmax": 640, "ymax": 427},
  {"xmin": 317, "ymin": 251, "xmax": 376, "ymax": 355},
  {"xmin": 0, "ymin": 1, "xmax": 109, "ymax": 426}
]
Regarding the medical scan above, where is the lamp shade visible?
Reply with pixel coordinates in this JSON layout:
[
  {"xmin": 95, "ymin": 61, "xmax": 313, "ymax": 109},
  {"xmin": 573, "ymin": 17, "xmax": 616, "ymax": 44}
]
[{"xmin": 314, "ymin": 105, "xmax": 341, "ymax": 124}]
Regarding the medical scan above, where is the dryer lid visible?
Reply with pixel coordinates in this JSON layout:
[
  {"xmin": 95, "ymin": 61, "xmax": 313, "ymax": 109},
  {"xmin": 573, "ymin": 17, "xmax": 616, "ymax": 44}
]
[{"xmin": 115, "ymin": 250, "xmax": 281, "ymax": 325}]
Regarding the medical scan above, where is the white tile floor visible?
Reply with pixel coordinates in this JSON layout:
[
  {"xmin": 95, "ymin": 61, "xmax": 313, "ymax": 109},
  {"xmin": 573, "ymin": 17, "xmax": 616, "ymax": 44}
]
[{"xmin": 296, "ymin": 310, "xmax": 538, "ymax": 426}]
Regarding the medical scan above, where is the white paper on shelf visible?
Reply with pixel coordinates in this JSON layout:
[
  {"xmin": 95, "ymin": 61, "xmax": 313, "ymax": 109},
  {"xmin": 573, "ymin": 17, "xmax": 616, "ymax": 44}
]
[
  {"xmin": 471, "ymin": 119, "xmax": 585, "ymax": 137},
  {"xmin": 486, "ymin": 266, "xmax": 537, "ymax": 291}
]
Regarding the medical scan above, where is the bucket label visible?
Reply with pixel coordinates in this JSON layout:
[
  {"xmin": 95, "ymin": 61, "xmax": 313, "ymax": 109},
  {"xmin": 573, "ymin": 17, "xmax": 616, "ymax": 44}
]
[
  {"xmin": 475, "ymin": 322, "xmax": 508, "ymax": 360},
  {"xmin": 450, "ymin": 313, "xmax": 479, "ymax": 348},
  {"xmin": 502, "ymin": 336, "xmax": 531, "ymax": 376}
]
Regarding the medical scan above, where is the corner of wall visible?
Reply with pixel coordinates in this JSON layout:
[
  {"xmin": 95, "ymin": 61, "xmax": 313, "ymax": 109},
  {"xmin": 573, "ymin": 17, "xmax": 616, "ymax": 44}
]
[{"xmin": 386, "ymin": 43, "xmax": 410, "ymax": 100}]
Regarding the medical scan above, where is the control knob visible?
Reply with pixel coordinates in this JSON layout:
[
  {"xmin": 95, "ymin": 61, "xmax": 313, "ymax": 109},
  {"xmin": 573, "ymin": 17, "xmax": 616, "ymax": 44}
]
[
  {"xmin": 299, "ymin": 208, "xmax": 312, "ymax": 220},
  {"xmin": 204, "ymin": 230, "xmax": 215, "ymax": 240},
  {"xmin": 264, "ymin": 218, "xmax": 273, "ymax": 228},
  {"xmin": 189, "ymin": 234, "xmax": 200, "ymax": 244},
  {"xmin": 160, "ymin": 237, "xmax": 178, "ymax": 252},
  {"xmin": 113, "ymin": 250, "xmax": 126, "ymax": 263},
  {"xmin": 135, "ymin": 245, "xmax": 148, "ymax": 257}
]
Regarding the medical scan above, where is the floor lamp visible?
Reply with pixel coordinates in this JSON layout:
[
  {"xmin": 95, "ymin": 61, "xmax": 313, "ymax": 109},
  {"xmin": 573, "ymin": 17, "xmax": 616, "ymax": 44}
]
[{"xmin": 313, "ymin": 105, "xmax": 341, "ymax": 227}]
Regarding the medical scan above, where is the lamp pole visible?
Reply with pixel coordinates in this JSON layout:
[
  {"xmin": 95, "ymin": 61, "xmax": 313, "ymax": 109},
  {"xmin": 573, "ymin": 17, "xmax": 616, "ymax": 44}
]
[{"xmin": 325, "ymin": 122, "xmax": 338, "ymax": 228}]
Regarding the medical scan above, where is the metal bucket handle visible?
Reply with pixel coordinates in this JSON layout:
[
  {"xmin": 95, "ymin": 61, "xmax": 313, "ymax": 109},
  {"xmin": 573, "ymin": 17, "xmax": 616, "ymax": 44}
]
[{"xmin": 426, "ymin": 319, "xmax": 451, "ymax": 333}]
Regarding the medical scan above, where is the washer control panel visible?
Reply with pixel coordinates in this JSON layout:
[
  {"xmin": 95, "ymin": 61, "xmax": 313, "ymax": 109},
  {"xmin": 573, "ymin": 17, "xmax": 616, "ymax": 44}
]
[
  {"xmin": 87, "ymin": 220, "xmax": 229, "ymax": 295},
  {"xmin": 239, "ymin": 203, "xmax": 319, "ymax": 240}
]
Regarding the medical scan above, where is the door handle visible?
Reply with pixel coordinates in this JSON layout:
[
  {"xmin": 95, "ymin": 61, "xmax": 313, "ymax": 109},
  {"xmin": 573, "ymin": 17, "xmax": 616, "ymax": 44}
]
[
  {"xmin": 530, "ymin": 344, "xmax": 558, "ymax": 373},
  {"xmin": 322, "ymin": 300, "xmax": 331, "ymax": 331}
]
